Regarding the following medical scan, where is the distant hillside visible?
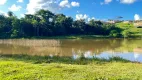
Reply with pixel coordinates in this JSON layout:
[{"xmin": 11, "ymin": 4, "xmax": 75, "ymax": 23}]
[{"xmin": 115, "ymin": 22, "xmax": 142, "ymax": 37}]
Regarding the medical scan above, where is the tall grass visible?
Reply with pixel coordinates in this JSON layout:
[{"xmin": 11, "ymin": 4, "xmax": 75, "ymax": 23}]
[{"xmin": 0, "ymin": 54, "xmax": 131, "ymax": 65}]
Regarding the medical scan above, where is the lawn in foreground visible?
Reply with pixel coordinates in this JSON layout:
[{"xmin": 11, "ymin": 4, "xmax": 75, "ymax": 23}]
[{"xmin": 0, "ymin": 55, "xmax": 142, "ymax": 80}]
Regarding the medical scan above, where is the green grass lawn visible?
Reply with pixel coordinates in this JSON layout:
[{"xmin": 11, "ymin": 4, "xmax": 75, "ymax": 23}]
[{"xmin": 0, "ymin": 54, "xmax": 142, "ymax": 80}]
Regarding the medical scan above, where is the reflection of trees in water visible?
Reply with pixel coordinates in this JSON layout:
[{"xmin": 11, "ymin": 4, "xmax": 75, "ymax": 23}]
[
  {"xmin": 0, "ymin": 39, "xmax": 62, "ymax": 56},
  {"xmin": 0, "ymin": 44, "xmax": 63, "ymax": 56},
  {"xmin": 0, "ymin": 39, "xmax": 61, "ymax": 47},
  {"xmin": 61, "ymin": 39, "xmax": 123, "ymax": 55},
  {"xmin": 0, "ymin": 44, "xmax": 30, "ymax": 54},
  {"xmin": 0, "ymin": 39, "xmax": 141, "ymax": 56},
  {"xmin": 116, "ymin": 39, "xmax": 142, "ymax": 52}
]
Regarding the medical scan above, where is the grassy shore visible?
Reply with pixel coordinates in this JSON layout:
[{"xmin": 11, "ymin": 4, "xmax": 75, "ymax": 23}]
[
  {"xmin": 0, "ymin": 54, "xmax": 142, "ymax": 80},
  {"xmin": 30, "ymin": 35, "xmax": 110, "ymax": 39},
  {"xmin": 1, "ymin": 34, "xmax": 142, "ymax": 39},
  {"xmin": 30, "ymin": 35, "xmax": 142, "ymax": 39}
]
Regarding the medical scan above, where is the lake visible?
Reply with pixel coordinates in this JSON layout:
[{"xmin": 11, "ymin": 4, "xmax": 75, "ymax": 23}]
[{"xmin": 0, "ymin": 39, "xmax": 142, "ymax": 62}]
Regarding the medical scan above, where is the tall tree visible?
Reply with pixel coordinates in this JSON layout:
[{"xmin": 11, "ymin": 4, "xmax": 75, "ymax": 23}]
[{"xmin": 7, "ymin": 11, "xmax": 14, "ymax": 17}]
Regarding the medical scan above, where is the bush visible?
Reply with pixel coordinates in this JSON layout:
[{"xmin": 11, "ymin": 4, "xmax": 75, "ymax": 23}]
[
  {"xmin": 122, "ymin": 30, "xmax": 131, "ymax": 38},
  {"xmin": 109, "ymin": 30, "xmax": 120, "ymax": 37}
]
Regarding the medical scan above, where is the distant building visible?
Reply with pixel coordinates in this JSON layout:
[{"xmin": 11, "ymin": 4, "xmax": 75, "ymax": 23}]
[
  {"xmin": 107, "ymin": 20, "xmax": 115, "ymax": 24},
  {"xmin": 123, "ymin": 21, "xmax": 130, "ymax": 23},
  {"xmin": 107, "ymin": 20, "xmax": 122, "ymax": 24},
  {"xmin": 134, "ymin": 20, "xmax": 142, "ymax": 28},
  {"xmin": 123, "ymin": 20, "xmax": 133, "ymax": 23}
]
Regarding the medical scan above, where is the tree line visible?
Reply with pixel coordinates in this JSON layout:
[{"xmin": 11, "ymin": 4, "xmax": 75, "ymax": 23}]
[{"xmin": 0, "ymin": 9, "xmax": 130, "ymax": 38}]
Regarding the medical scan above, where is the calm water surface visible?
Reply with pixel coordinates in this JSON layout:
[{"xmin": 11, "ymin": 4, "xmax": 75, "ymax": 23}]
[{"xmin": 0, "ymin": 39, "xmax": 142, "ymax": 62}]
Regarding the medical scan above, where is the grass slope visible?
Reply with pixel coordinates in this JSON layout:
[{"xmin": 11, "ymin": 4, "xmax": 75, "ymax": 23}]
[{"xmin": 116, "ymin": 22, "xmax": 142, "ymax": 36}]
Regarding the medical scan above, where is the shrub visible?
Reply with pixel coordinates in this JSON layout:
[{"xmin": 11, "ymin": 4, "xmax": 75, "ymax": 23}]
[{"xmin": 109, "ymin": 30, "xmax": 120, "ymax": 37}]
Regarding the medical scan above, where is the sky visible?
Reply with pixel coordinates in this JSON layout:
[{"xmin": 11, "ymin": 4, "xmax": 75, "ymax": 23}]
[{"xmin": 0, "ymin": 0, "xmax": 142, "ymax": 21}]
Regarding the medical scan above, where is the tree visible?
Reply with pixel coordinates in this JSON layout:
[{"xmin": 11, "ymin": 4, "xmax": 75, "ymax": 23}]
[
  {"xmin": 102, "ymin": 23, "xmax": 116, "ymax": 35},
  {"xmin": 34, "ymin": 9, "xmax": 55, "ymax": 36},
  {"xmin": 25, "ymin": 14, "xmax": 34, "ymax": 20},
  {"xmin": 63, "ymin": 17, "xmax": 73, "ymax": 35},
  {"xmin": 32, "ymin": 17, "xmax": 40, "ymax": 36},
  {"xmin": 7, "ymin": 11, "xmax": 14, "ymax": 17},
  {"xmin": 0, "ymin": 14, "xmax": 6, "ymax": 38},
  {"xmin": 88, "ymin": 20, "xmax": 104, "ymax": 35},
  {"xmin": 0, "ymin": 9, "xmax": 136, "ymax": 38},
  {"xmin": 53, "ymin": 14, "xmax": 67, "ymax": 35},
  {"xmin": 35, "ymin": 9, "xmax": 54, "ymax": 20},
  {"xmin": 20, "ymin": 18, "xmax": 34, "ymax": 37},
  {"xmin": 11, "ymin": 18, "xmax": 22, "ymax": 38},
  {"xmin": 0, "ymin": 14, "xmax": 12, "ymax": 38},
  {"xmin": 72, "ymin": 19, "xmax": 86, "ymax": 34}
]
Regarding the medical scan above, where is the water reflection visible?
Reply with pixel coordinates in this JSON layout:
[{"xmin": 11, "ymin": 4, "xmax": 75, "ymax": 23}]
[
  {"xmin": 84, "ymin": 51, "xmax": 93, "ymax": 59},
  {"xmin": 0, "ymin": 39, "xmax": 142, "ymax": 62},
  {"xmin": 134, "ymin": 53, "xmax": 140, "ymax": 60}
]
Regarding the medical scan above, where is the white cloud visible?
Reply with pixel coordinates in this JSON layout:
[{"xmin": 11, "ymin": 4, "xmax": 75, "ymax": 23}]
[
  {"xmin": 59, "ymin": 0, "xmax": 80, "ymax": 8},
  {"xmin": 8, "ymin": 4, "xmax": 22, "ymax": 11},
  {"xmin": 17, "ymin": 0, "xmax": 23, "ymax": 3},
  {"xmin": 134, "ymin": 14, "xmax": 141, "ymax": 20},
  {"xmin": 71, "ymin": 2, "xmax": 80, "ymax": 7},
  {"xmin": 20, "ymin": 14, "xmax": 25, "ymax": 17},
  {"xmin": 0, "ymin": 10, "xmax": 8, "ymax": 16},
  {"xmin": 76, "ymin": 14, "xmax": 97, "ymax": 22},
  {"xmin": 120, "ymin": 0, "xmax": 136, "ymax": 4},
  {"xmin": 59, "ymin": 0, "xmax": 70, "ymax": 8},
  {"xmin": 0, "ymin": 0, "xmax": 7, "ymax": 5},
  {"xmin": 101, "ymin": 0, "xmax": 112, "ymax": 5},
  {"xmin": 26, "ymin": 0, "xmax": 61, "ymax": 14},
  {"xmin": 105, "ymin": 0, "xmax": 112, "ymax": 4},
  {"xmin": 76, "ymin": 14, "xmax": 88, "ymax": 20},
  {"xmin": 26, "ymin": 0, "xmax": 80, "ymax": 14}
]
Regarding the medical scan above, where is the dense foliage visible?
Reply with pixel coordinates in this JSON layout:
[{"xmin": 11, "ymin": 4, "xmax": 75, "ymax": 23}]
[{"xmin": 0, "ymin": 9, "xmax": 138, "ymax": 38}]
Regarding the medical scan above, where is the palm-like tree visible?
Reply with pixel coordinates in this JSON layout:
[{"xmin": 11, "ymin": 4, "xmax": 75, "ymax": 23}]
[{"xmin": 7, "ymin": 11, "xmax": 14, "ymax": 17}]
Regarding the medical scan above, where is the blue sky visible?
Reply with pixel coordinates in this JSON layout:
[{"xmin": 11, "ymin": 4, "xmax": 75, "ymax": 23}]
[{"xmin": 0, "ymin": 0, "xmax": 142, "ymax": 21}]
